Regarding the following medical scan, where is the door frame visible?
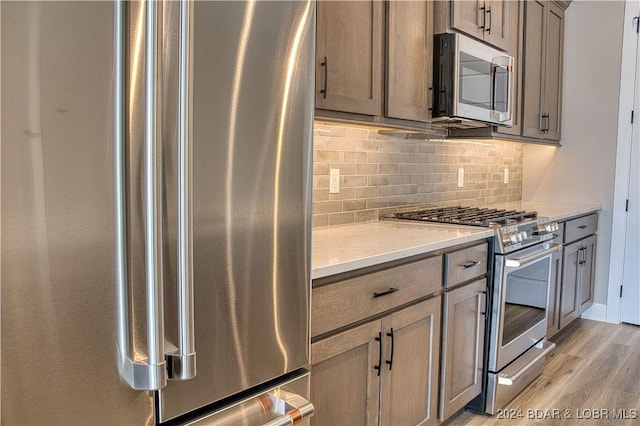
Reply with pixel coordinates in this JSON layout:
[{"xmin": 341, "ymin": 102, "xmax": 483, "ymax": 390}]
[{"xmin": 607, "ymin": 0, "xmax": 640, "ymax": 324}]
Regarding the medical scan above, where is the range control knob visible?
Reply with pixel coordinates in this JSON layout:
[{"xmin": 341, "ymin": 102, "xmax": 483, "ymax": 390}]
[{"xmin": 533, "ymin": 225, "xmax": 547, "ymax": 235}]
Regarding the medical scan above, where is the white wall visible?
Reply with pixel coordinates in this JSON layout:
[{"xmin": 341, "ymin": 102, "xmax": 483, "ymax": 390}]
[{"xmin": 522, "ymin": 0, "xmax": 626, "ymax": 307}]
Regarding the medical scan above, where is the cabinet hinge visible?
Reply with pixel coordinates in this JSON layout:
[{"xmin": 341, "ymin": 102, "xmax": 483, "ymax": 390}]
[
  {"xmin": 620, "ymin": 285, "xmax": 623, "ymax": 298},
  {"xmin": 626, "ymin": 199, "xmax": 629, "ymax": 212}
]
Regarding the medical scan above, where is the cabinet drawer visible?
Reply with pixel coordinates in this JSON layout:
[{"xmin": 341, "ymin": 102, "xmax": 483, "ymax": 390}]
[
  {"xmin": 444, "ymin": 243, "xmax": 488, "ymax": 288},
  {"xmin": 564, "ymin": 214, "xmax": 597, "ymax": 243},
  {"xmin": 311, "ymin": 255, "xmax": 442, "ymax": 338}
]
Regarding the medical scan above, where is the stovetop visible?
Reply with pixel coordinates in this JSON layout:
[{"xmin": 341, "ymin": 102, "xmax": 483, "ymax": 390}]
[{"xmin": 390, "ymin": 206, "xmax": 538, "ymax": 228}]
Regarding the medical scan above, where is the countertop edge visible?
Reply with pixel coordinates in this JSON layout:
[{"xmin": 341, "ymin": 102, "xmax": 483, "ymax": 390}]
[{"xmin": 311, "ymin": 230, "xmax": 493, "ymax": 280}]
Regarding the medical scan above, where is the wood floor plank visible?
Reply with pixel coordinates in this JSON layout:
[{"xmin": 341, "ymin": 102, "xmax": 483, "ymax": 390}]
[
  {"xmin": 450, "ymin": 320, "xmax": 640, "ymax": 426},
  {"xmin": 608, "ymin": 345, "xmax": 640, "ymax": 396}
]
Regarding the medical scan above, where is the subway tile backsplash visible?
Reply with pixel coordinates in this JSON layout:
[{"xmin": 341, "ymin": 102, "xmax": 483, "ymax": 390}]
[{"xmin": 312, "ymin": 122, "xmax": 523, "ymax": 227}]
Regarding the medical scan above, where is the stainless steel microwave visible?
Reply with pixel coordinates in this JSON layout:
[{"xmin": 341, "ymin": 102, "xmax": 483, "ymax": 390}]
[{"xmin": 432, "ymin": 33, "xmax": 514, "ymax": 128}]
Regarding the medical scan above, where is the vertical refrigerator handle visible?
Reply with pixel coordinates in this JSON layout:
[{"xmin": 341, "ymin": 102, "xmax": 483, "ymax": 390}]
[
  {"xmin": 166, "ymin": 0, "xmax": 197, "ymax": 381},
  {"xmin": 115, "ymin": 0, "xmax": 167, "ymax": 391}
]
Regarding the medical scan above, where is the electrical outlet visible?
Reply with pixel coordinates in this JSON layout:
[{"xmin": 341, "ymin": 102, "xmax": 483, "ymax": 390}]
[
  {"xmin": 504, "ymin": 168, "xmax": 509, "ymax": 184},
  {"xmin": 329, "ymin": 169, "xmax": 340, "ymax": 194},
  {"xmin": 457, "ymin": 168, "xmax": 464, "ymax": 188}
]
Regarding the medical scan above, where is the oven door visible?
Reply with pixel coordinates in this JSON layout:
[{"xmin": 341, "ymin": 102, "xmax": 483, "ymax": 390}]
[{"xmin": 489, "ymin": 244, "xmax": 562, "ymax": 372}]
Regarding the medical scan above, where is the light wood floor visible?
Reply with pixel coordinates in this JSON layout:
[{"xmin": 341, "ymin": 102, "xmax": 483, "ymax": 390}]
[{"xmin": 449, "ymin": 319, "xmax": 640, "ymax": 425}]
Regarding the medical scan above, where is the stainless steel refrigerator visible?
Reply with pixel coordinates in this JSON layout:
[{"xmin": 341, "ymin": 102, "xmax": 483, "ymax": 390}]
[{"xmin": 1, "ymin": 1, "xmax": 315, "ymax": 424}]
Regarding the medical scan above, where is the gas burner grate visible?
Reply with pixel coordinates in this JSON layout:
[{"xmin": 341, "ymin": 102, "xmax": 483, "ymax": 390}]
[{"xmin": 392, "ymin": 206, "xmax": 537, "ymax": 228}]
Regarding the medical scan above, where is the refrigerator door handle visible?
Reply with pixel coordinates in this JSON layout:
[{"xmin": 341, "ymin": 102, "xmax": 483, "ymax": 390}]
[
  {"xmin": 166, "ymin": 0, "xmax": 197, "ymax": 381},
  {"xmin": 115, "ymin": 0, "xmax": 167, "ymax": 391}
]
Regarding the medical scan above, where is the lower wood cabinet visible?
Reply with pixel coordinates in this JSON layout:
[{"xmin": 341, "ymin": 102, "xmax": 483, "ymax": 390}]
[
  {"xmin": 439, "ymin": 279, "xmax": 487, "ymax": 422},
  {"xmin": 311, "ymin": 298, "xmax": 441, "ymax": 426},
  {"xmin": 560, "ymin": 235, "xmax": 597, "ymax": 329}
]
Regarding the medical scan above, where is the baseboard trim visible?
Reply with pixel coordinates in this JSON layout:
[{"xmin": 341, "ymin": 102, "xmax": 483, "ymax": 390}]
[{"xmin": 580, "ymin": 303, "xmax": 607, "ymax": 322}]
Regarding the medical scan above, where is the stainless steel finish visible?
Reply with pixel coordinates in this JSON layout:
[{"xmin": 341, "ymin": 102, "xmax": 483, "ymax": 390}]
[
  {"xmin": 497, "ymin": 340, "xmax": 555, "ymax": 385},
  {"xmin": 166, "ymin": 0, "xmax": 197, "ymax": 381},
  {"xmin": 115, "ymin": 0, "xmax": 167, "ymax": 392},
  {"xmin": 3, "ymin": 1, "xmax": 314, "ymax": 423},
  {"xmin": 186, "ymin": 371, "xmax": 313, "ymax": 426},
  {"xmin": 490, "ymin": 55, "xmax": 514, "ymax": 123},
  {"xmin": 485, "ymin": 340, "xmax": 553, "ymax": 415},
  {"xmin": 504, "ymin": 243, "xmax": 561, "ymax": 268},
  {"xmin": 452, "ymin": 34, "xmax": 514, "ymax": 126},
  {"xmin": 2, "ymin": 1, "xmax": 154, "ymax": 423},
  {"xmin": 158, "ymin": 1, "xmax": 315, "ymax": 421},
  {"xmin": 143, "ymin": 0, "xmax": 166, "ymax": 374},
  {"xmin": 489, "ymin": 245, "xmax": 553, "ymax": 373}
]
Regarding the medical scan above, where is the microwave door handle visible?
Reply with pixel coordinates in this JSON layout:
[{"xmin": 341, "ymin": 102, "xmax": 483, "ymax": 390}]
[{"xmin": 492, "ymin": 56, "xmax": 514, "ymax": 122}]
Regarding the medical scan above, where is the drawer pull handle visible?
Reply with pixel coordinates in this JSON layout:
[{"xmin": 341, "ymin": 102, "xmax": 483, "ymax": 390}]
[
  {"xmin": 462, "ymin": 260, "xmax": 481, "ymax": 269},
  {"xmin": 373, "ymin": 287, "xmax": 400, "ymax": 298},
  {"xmin": 578, "ymin": 225, "xmax": 588, "ymax": 229}
]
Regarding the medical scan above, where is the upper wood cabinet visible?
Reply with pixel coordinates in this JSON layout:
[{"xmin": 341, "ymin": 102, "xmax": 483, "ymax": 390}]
[
  {"xmin": 493, "ymin": 0, "xmax": 523, "ymax": 138},
  {"xmin": 316, "ymin": 1, "xmax": 434, "ymax": 126},
  {"xmin": 315, "ymin": 1, "xmax": 383, "ymax": 116},
  {"xmin": 522, "ymin": 0, "xmax": 564, "ymax": 142},
  {"xmin": 435, "ymin": 0, "xmax": 511, "ymax": 51},
  {"xmin": 386, "ymin": 0, "xmax": 434, "ymax": 123}
]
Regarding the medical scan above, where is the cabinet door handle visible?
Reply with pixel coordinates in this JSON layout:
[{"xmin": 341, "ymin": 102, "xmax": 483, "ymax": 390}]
[
  {"xmin": 428, "ymin": 86, "xmax": 433, "ymax": 112},
  {"xmin": 479, "ymin": 6, "xmax": 486, "ymax": 30},
  {"xmin": 539, "ymin": 113, "xmax": 546, "ymax": 132},
  {"xmin": 385, "ymin": 328, "xmax": 395, "ymax": 371},
  {"xmin": 545, "ymin": 114, "xmax": 550, "ymax": 132},
  {"xmin": 320, "ymin": 56, "xmax": 328, "ymax": 99},
  {"xmin": 373, "ymin": 287, "xmax": 400, "ymax": 298},
  {"xmin": 578, "ymin": 225, "xmax": 588, "ymax": 229},
  {"xmin": 486, "ymin": 6, "xmax": 492, "ymax": 34},
  {"xmin": 462, "ymin": 260, "xmax": 482, "ymax": 269},
  {"xmin": 374, "ymin": 332, "xmax": 382, "ymax": 376}
]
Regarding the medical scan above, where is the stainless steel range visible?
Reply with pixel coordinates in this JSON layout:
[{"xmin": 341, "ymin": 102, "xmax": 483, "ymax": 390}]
[{"xmin": 388, "ymin": 206, "xmax": 560, "ymax": 414}]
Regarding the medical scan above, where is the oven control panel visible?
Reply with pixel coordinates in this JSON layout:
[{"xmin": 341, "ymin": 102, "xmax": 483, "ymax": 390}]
[
  {"xmin": 533, "ymin": 222, "xmax": 559, "ymax": 236},
  {"xmin": 496, "ymin": 221, "xmax": 558, "ymax": 253}
]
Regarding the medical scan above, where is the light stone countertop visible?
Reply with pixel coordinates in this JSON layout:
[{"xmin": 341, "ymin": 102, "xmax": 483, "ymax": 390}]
[
  {"xmin": 312, "ymin": 221, "xmax": 494, "ymax": 279},
  {"xmin": 311, "ymin": 200, "xmax": 601, "ymax": 280},
  {"xmin": 485, "ymin": 200, "xmax": 601, "ymax": 222}
]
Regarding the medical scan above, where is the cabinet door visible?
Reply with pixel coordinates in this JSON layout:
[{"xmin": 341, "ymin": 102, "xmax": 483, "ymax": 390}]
[
  {"xmin": 494, "ymin": 0, "xmax": 522, "ymax": 137},
  {"xmin": 386, "ymin": 0, "xmax": 433, "ymax": 122},
  {"xmin": 380, "ymin": 298, "xmax": 441, "ymax": 426},
  {"xmin": 483, "ymin": 0, "xmax": 509, "ymax": 50},
  {"xmin": 451, "ymin": 0, "xmax": 485, "ymax": 41},
  {"xmin": 521, "ymin": 0, "xmax": 545, "ymax": 139},
  {"xmin": 311, "ymin": 320, "xmax": 381, "ymax": 426},
  {"xmin": 560, "ymin": 241, "xmax": 581, "ymax": 329},
  {"xmin": 546, "ymin": 246, "xmax": 562, "ymax": 337},
  {"xmin": 315, "ymin": 1, "xmax": 383, "ymax": 115},
  {"xmin": 579, "ymin": 235, "xmax": 597, "ymax": 313},
  {"xmin": 439, "ymin": 279, "xmax": 487, "ymax": 422},
  {"xmin": 543, "ymin": 2, "xmax": 564, "ymax": 141}
]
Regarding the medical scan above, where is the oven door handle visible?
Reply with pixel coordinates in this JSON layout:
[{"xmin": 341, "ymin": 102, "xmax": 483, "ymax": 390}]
[{"xmin": 504, "ymin": 244, "xmax": 562, "ymax": 268}]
